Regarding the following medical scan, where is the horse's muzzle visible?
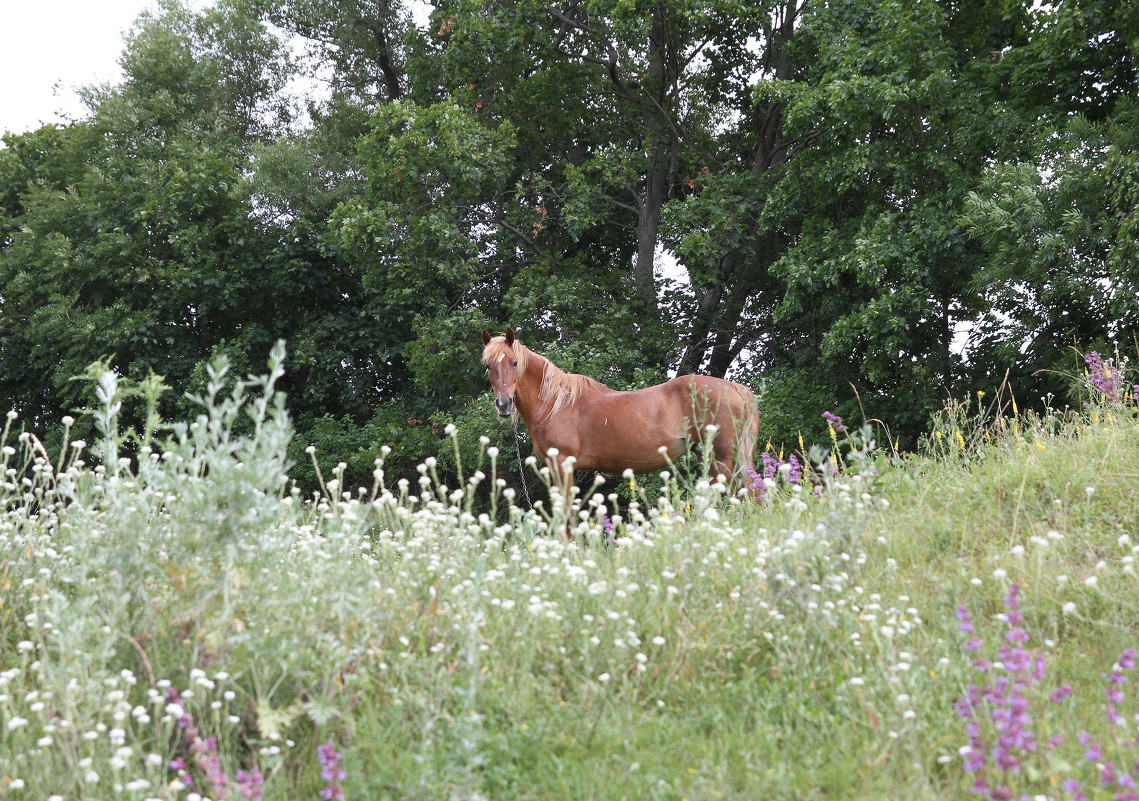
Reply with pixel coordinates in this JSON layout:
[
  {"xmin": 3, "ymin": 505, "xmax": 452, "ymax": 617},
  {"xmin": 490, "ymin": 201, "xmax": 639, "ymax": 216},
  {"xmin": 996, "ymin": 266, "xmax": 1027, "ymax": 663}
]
[{"xmin": 495, "ymin": 397, "xmax": 514, "ymax": 417}]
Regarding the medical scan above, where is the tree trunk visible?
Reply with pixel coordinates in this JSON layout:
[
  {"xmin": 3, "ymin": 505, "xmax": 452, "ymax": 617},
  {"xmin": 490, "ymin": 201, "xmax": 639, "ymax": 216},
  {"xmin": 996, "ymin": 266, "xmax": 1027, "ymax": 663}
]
[
  {"xmin": 632, "ymin": 3, "xmax": 670, "ymax": 302},
  {"xmin": 677, "ymin": 262, "xmax": 728, "ymax": 374},
  {"xmin": 678, "ymin": 0, "xmax": 801, "ymax": 376}
]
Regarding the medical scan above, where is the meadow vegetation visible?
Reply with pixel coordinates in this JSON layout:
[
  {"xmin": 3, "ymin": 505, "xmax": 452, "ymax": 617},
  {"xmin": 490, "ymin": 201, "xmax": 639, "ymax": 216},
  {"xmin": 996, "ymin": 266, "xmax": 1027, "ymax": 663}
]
[{"xmin": 2, "ymin": 345, "xmax": 1138, "ymax": 800}]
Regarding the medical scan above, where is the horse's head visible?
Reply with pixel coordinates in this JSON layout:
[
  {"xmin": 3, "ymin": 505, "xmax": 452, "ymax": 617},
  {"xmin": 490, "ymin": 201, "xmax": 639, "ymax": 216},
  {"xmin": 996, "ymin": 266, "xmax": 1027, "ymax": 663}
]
[{"xmin": 481, "ymin": 327, "xmax": 522, "ymax": 418}]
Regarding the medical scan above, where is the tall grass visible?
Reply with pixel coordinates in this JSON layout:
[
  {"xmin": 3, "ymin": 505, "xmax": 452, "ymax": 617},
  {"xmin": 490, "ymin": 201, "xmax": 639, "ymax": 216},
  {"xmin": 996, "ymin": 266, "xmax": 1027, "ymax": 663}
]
[{"xmin": 2, "ymin": 345, "xmax": 1137, "ymax": 800}]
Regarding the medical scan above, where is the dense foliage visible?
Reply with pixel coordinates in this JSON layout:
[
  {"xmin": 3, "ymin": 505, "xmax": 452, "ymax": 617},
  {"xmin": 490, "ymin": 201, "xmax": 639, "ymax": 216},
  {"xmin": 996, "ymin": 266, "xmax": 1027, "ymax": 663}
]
[{"xmin": 1, "ymin": 0, "xmax": 1136, "ymax": 486}]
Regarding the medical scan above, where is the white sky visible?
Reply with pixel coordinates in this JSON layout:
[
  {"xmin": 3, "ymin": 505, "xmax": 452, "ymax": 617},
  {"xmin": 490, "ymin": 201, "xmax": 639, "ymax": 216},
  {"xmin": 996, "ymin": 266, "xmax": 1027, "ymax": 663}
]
[
  {"xmin": 1, "ymin": 1, "xmax": 436, "ymax": 139},
  {"xmin": 0, "ymin": 1, "xmax": 162, "ymax": 137}
]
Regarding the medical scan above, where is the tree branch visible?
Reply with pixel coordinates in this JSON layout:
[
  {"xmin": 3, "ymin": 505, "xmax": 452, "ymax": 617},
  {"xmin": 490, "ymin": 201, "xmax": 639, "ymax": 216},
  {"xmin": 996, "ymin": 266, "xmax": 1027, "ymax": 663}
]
[{"xmin": 545, "ymin": 6, "xmax": 638, "ymax": 101}]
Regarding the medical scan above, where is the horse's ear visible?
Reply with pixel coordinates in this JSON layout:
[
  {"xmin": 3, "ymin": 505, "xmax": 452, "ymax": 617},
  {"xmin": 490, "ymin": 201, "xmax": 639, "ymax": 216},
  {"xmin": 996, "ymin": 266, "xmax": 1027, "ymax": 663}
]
[
  {"xmin": 481, "ymin": 329, "xmax": 492, "ymax": 346},
  {"xmin": 505, "ymin": 327, "xmax": 515, "ymax": 346}
]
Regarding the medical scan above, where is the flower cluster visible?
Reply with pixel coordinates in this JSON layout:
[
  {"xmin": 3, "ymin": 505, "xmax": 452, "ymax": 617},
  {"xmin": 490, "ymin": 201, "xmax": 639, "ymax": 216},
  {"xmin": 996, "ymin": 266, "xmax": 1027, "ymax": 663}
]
[
  {"xmin": 318, "ymin": 739, "xmax": 347, "ymax": 800},
  {"xmin": 746, "ymin": 451, "xmax": 804, "ymax": 500},
  {"xmin": 167, "ymin": 685, "xmax": 264, "ymax": 800},
  {"xmin": 1084, "ymin": 351, "xmax": 1130, "ymax": 405},
  {"xmin": 822, "ymin": 411, "xmax": 846, "ymax": 433},
  {"xmin": 955, "ymin": 585, "xmax": 1139, "ymax": 799},
  {"xmin": 954, "ymin": 585, "xmax": 1045, "ymax": 793}
]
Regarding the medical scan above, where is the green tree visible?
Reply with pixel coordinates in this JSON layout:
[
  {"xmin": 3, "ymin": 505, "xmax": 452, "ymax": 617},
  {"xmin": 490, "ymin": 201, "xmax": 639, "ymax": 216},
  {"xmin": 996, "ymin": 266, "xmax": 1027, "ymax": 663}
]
[
  {"xmin": 962, "ymin": 0, "xmax": 1139, "ymax": 400},
  {"xmin": 0, "ymin": 0, "xmax": 293, "ymax": 424},
  {"xmin": 264, "ymin": 0, "xmax": 410, "ymax": 104},
  {"xmin": 668, "ymin": 0, "xmax": 1031, "ymax": 445},
  {"xmin": 7, "ymin": 0, "xmax": 1132, "ymax": 487}
]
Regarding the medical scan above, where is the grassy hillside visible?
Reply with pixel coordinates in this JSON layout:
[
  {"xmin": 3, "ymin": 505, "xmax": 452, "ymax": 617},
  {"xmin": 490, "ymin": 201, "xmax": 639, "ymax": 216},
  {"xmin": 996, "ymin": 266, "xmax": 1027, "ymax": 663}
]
[{"xmin": 2, "ymin": 350, "xmax": 1138, "ymax": 800}]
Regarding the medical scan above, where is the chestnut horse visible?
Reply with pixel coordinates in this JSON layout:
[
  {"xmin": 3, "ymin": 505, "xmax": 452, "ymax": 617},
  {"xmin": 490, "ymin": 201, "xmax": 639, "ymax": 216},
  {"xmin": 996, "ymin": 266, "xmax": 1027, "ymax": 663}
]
[{"xmin": 481, "ymin": 328, "xmax": 757, "ymax": 501}]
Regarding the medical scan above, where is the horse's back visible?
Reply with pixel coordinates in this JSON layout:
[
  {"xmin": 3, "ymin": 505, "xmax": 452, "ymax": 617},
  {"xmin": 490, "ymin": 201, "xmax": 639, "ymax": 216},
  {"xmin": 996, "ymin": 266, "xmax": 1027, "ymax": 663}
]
[
  {"xmin": 534, "ymin": 372, "xmax": 756, "ymax": 475},
  {"xmin": 673, "ymin": 374, "xmax": 756, "ymax": 417}
]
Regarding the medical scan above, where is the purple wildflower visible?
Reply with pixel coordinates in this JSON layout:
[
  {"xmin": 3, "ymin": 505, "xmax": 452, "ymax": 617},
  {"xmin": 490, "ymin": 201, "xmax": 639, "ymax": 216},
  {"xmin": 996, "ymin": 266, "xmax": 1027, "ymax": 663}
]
[
  {"xmin": 745, "ymin": 464, "xmax": 762, "ymax": 487},
  {"xmin": 822, "ymin": 410, "xmax": 846, "ymax": 433},
  {"xmin": 162, "ymin": 682, "xmax": 275, "ymax": 801},
  {"xmin": 237, "ymin": 768, "xmax": 264, "ymax": 801},
  {"xmin": 1085, "ymin": 351, "xmax": 1126, "ymax": 403},
  {"xmin": 1116, "ymin": 647, "xmax": 1134, "ymax": 674},
  {"xmin": 963, "ymin": 742, "xmax": 987, "ymax": 772},
  {"xmin": 166, "ymin": 687, "xmax": 196, "ymax": 729},
  {"xmin": 1121, "ymin": 648, "xmax": 1138, "ymax": 671},
  {"xmin": 601, "ymin": 514, "xmax": 615, "ymax": 543},
  {"xmin": 749, "ymin": 452, "xmax": 803, "ymax": 499},
  {"xmin": 201, "ymin": 751, "xmax": 228, "ymax": 795},
  {"xmin": 1049, "ymin": 685, "xmax": 1072, "ymax": 703},
  {"xmin": 1085, "ymin": 740, "xmax": 1103, "ymax": 763},
  {"xmin": 957, "ymin": 605, "xmax": 975, "ymax": 635},
  {"xmin": 1101, "ymin": 761, "xmax": 1117, "ymax": 786},
  {"xmin": 1004, "ymin": 585, "xmax": 1023, "ymax": 626},
  {"xmin": 318, "ymin": 739, "xmax": 346, "ymax": 801},
  {"xmin": 1005, "ymin": 625, "xmax": 1030, "ymax": 645},
  {"xmin": 787, "ymin": 454, "xmax": 803, "ymax": 484},
  {"xmin": 953, "ymin": 586, "xmax": 1065, "ymax": 797},
  {"xmin": 761, "ymin": 451, "xmax": 779, "ymax": 480},
  {"xmin": 321, "ymin": 762, "xmax": 347, "ymax": 783}
]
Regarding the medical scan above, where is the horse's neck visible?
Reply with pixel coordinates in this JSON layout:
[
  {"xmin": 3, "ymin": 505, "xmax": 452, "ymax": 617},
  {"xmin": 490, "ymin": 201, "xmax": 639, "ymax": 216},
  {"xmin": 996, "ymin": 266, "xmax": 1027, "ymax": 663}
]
[{"xmin": 514, "ymin": 351, "xmax": 551, "ymax": 425}]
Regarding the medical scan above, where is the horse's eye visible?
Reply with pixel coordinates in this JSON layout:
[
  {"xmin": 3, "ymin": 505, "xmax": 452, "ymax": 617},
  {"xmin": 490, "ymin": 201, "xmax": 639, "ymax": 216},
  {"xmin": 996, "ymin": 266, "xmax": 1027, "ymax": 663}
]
[{"xmin": 511, "ymin": 361, "xmax": 518, "ymax": 368}]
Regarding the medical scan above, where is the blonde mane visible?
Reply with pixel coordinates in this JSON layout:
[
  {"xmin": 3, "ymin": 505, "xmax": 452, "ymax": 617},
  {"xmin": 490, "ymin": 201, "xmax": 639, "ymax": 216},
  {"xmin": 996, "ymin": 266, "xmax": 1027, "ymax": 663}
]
[
  {"xmin": 482, "ymin": 336, "xmax": 604, "ymax": 419},
  {"xmin": 537, "ymin": 358, "xmax": 605, "ymax": 419}
]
